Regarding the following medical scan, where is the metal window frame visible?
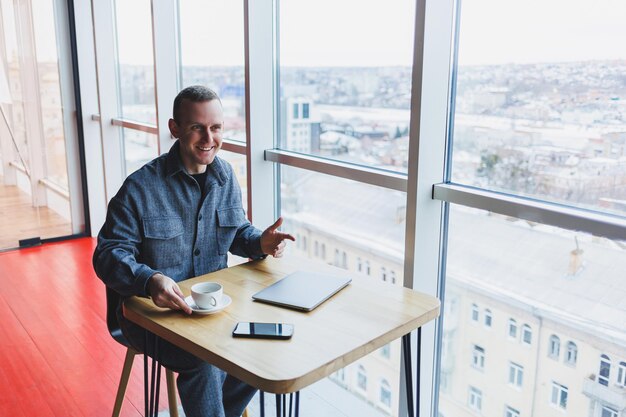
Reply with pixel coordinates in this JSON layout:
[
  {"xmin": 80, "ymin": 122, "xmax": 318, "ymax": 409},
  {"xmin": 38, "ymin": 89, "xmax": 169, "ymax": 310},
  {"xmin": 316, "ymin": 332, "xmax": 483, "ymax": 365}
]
[
  {"xmin": 265, "ymin": 149, "xmax": 407, "ymax": 192},
  {"xmin": 433, "ymin": 183, "xmax": 626, "ymax": 241}
]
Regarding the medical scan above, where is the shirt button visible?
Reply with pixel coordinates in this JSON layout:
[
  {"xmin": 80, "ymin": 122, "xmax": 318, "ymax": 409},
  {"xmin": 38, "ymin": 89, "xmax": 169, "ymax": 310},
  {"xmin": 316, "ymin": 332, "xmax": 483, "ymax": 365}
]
[
  {"xmin": 194, "ymin": 248, "xmax": 200, "ymax": 256},
  {"xmin": 198, "ymin": 214, "xmax": 203, "ymax": 221}
]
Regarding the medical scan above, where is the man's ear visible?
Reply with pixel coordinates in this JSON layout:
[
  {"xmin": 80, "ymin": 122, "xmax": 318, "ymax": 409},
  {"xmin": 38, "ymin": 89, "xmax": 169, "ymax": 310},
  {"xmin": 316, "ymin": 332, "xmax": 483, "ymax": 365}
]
[{"xmin": 168, "ymin": 118, "xmax": 179, "ymax": 138}]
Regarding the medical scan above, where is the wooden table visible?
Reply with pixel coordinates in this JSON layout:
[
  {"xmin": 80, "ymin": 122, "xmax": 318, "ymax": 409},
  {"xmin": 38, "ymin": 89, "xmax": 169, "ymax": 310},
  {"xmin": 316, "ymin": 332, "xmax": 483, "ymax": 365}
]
[{"xmin": 124, "ymin": 256, "xmax": 440, "ymax": 416}]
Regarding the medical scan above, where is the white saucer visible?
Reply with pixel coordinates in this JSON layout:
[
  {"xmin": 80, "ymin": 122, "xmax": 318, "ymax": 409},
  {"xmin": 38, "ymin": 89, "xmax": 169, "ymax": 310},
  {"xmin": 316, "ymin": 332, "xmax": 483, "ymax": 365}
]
[{"xmin": 184, "ymin": 295, "xmax": 232, "ymax": 315}]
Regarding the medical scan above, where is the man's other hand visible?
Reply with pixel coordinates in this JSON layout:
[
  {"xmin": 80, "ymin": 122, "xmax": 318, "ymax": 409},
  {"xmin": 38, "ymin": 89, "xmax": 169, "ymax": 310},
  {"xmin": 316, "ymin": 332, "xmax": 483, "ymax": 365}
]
[
  {"xmin": 260, "ymin": 217, "xmax": 296, "ymax": 258},
  {"xmin": 148, "ymin": 273, "xmax": 193, "ymax": 314}
]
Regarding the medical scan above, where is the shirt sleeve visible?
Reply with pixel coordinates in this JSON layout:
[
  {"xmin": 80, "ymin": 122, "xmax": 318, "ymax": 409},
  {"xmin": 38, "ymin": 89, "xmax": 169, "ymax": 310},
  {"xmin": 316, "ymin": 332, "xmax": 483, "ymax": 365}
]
[
  {"xmin": 229, "ymin": 219, "xmax": 266, "ymax": 260},
  {"xmin": 92, "ymin": 196, "xmax": 160, "ymax": 297}
]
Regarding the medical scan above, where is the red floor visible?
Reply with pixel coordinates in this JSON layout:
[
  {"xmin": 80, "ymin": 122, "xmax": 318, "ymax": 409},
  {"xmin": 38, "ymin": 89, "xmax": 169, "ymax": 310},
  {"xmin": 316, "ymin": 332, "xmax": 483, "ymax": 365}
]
[{"xmin": 0, "ymin": 238, "xmax": 172, "ymax": 417}]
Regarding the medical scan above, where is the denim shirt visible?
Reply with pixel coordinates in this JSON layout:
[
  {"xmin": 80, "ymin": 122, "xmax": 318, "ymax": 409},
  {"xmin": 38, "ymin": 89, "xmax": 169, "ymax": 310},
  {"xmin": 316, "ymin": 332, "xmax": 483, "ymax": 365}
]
[{"xmin": 93, "ymin": 141, "xmax": 264, "ymax": 300}]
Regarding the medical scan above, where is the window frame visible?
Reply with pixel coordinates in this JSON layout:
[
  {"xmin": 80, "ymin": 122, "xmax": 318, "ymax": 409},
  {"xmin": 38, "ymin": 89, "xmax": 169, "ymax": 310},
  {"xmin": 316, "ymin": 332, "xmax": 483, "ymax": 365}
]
[
  {"xmin": 484, "ymin": 309, "xmax": 492, "ymax": 328},
  {"xmin": 508, "ymin": 318, "xmax": 518, "ymax": 340},
  {"xmin": 599, "ymin": 354, "xmax": 611, "ymax": 386},
  {"xmin": 522, "ymin": 324, "xmax": 532, "ymax": 345},
  {"xmin": 508, "ymin": 362, "xmax": 523, "ymax": 388},
  {"xmin": 549, "ymin": 335, "xmax": 560, "ymax": 359},
  {"xmin": 468, "ymin": 386, "xmax": 483, "ymax": 412},
  {"xmin": 618, "ymin": 361, "xmax": 626, "ymax": 387},
  {"xmin": 472, "ymin": 345, "xmax": 485, "ymax": 371},
  {"xmin": 550, "ymin": 382, "xmax": 568, "ymax": 410},
  {"xmin": 80, "ymin": 1, "xmax": 626, "ymax": 417},
  {"xmin": 505, "ymin": 405, "xmax": 520, "ymax": 417}
]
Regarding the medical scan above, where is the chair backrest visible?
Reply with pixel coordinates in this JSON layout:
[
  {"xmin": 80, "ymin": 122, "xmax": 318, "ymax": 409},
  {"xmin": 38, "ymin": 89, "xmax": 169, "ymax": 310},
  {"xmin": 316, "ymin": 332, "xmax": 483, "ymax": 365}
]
[{"xmin": 106, "ymin": 286, "xmax": 131, "ymax": 347}]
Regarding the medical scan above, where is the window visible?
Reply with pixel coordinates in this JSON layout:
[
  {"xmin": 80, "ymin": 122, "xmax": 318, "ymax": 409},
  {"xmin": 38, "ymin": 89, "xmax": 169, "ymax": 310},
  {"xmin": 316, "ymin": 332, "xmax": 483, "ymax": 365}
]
[
  {"xmin": 314, "ymin": 241, "xmax": 319, "ymax": 257},
  {"xmin": 302, "ymin": 236, "xmax": 307, "ymax": 251},
  {"xmin": 279, "ymin": 0, "xmax": 415, "ymax": 171},
  {"xmin": 321, "ymin": 243, "xmax": 326, "ymax": 260},
  {"xmin": 468, "ymin": 386, "xmax": 482, "ymax": 411},
  {"xmin": 471, "ymin": 304, "xmax": 479, "ymax": 322},
  {"xmin": 565, "ymin": 342, "xmax": 577, "ymax": 366},
  {"xmin": 549, "ymin": 335, "xmax": 560, "ymax": 359},
  {"xmin": 484, "ymin": 309, "xmax": 492, "ymax": 328},
  {"xmin": 390, "ymin": 270, "xmax": 396, "ymax": 284},
  {"xmin": 508, "ymin": 362, "xmax": 523, "ymax": 388},
  {"xmin": 550, "ymin": 382, "xmax": 568, "ymax": 410},
  {"xmin": 381, "ymin": 344, "xmax": 391, "ymax": 359},
  {"xmin": 0, "ymin": 0, "xmax": 84, "ymax": 249},
  {"xmin": 292, "ymin": 103, "xmax": 299, "ymax": 119},
  {"xmin": 381, "ymin": 267, "xmax": 387, "ymax": 282},
  {"xmin": 522, "ymin": 325, "xmax": 532, "ymax": 345},
  {"xmin": 279, "ymin": 166, "xmax": 405, "ymax": 413},
  {"xmin": 179, "ymin": 0, "xmax": 246, "ymax": 141},
  {"xmin": 505, "ymin": 406, "xmax": 520, "ymax": 417},
  {"xmin": 380, "ymin": 379, "xmax": 392, "ymax": 408},
  {"xmin": 357, "ymin": 365, "xmax": 367, "ymax": 391},
  {"xmin": 357, "ymin": 256, "xmax": 362, "ymax": 272},
  {"xmin": 599, "ymin": 354, "xmax": 611, "ymax": 386},
  {"xmin": 115, "ymin": 0, "xmax": 156, "ymax": 125},
  {"xmin": 508, "ymin": 319, "xmax": 518, "ymax": 339},
  {"xmin": 472, "ymin": 345, "xmax": 485, "ymax": 370},
  {"xmin": 602, "ymin": 406, "xmax": 619, "ymax": 417},
  {"xmin": 618, "ymin": 361, "xmax": 626, "ymax": 387},
  {"xmin": 333, "ymin": 368, "xmax": 346, "ymax": 384}
]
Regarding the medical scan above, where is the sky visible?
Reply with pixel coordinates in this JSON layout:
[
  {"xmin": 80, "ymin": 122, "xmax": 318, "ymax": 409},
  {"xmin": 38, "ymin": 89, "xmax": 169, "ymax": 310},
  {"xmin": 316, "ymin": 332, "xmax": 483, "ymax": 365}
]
[
  {"xmin": 115, "ymin": 0, "xmax": 626, "ymax": 67},
  {"xmin": 2, "ymin": 0, "xmax": 626, "ymax": 67}
]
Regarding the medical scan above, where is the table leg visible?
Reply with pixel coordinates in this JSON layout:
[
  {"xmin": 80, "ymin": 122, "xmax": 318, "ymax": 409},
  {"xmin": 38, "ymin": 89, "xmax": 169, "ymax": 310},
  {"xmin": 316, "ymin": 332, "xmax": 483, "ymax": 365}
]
[
  {"xmin": 144, "ymin": 331, "xmax": 148, "ymax": 417},
  {"xmin": 275, "ymin": 393, "xmax": 281, "ymax": 416},
  {"xmin": 295, "ymin": 391, "xmax": 300, "ymax": 417},
  {"xmin": 143, "ymin": 332, "xmax": 162, "ymax": 417},
  {"xmin": 402, "ymin": 327, "xmax": 422, "ymax": 417},
  {"xmin": 260, "ymin": 391, "xmax": 265, "ymax": 417}
]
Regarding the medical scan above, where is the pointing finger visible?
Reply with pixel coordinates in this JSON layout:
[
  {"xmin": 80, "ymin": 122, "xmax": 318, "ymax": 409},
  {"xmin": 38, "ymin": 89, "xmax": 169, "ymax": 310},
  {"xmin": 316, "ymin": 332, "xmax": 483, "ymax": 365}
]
[
  {"xmin": 278, "ymin": 232, "xmax": 296, "ymax": 242},
  {"xmin": 268, "ymin": 217, "xmax": 283, "ymax": 232}
]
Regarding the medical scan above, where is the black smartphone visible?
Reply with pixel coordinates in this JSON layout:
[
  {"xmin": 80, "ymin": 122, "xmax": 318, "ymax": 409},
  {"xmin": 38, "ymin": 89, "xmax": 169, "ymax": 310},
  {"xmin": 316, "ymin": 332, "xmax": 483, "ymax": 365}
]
[{"xmin": 232, "ymin": 322, "xmax": 294, "ymax": 339}]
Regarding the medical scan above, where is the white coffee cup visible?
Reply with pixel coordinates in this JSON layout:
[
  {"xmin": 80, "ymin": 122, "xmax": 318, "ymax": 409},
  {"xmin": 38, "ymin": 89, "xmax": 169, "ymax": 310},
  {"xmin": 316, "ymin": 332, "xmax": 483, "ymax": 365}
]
[{"xmin": 191, "ymin": 282, "xmax": 223, "ymax": 310}]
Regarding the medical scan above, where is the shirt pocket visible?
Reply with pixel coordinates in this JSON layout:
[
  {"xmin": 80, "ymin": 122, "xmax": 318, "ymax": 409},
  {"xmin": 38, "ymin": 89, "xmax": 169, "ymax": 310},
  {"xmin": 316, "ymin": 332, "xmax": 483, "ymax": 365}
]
[
  {"xmin": 216, "ymin": 207, "xmax": 244, "ymax": 255},
  {"xmin": 142, "ymin": 216, "xmax": 184, "ymax": 269}
]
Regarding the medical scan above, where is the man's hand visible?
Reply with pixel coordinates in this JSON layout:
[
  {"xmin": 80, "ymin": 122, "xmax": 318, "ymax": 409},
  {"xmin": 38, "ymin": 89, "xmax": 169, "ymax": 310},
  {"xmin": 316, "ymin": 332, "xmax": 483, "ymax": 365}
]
[
  {"xmin": 147, "ymin": 273, "xmax": 193, "ymax": 314},
  {"xmin": 260, "ymin": 217, "xmax": 296, "ymax": 258}
]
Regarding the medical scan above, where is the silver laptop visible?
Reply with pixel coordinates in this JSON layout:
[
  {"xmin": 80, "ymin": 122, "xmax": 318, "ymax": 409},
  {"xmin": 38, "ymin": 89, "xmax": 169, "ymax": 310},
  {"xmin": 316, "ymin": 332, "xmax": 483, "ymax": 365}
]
[{"xmin": 252, "ymin": 271, "xmax": 352, "ymax": 311}]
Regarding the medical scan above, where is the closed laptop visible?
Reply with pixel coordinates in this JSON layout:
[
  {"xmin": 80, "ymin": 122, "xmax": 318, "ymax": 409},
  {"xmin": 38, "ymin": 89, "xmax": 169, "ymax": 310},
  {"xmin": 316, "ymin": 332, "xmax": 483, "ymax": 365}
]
[{"xmin": 252, "ymin": 271, "xmax": 352, "ymax": 311}]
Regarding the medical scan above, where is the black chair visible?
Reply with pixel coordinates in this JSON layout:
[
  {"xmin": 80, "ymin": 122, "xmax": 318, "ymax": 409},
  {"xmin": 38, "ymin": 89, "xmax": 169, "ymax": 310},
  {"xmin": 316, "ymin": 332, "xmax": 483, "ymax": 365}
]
[{"xmin": 106, "ymin": 287, "xmax": 179, "ymax": 417}]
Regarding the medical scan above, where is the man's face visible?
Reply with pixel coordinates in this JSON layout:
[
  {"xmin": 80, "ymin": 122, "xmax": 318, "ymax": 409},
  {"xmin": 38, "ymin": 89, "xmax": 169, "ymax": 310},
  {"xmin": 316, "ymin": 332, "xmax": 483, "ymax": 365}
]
[{"xmin": 168, "ymin": 99, "xmax": 224, "ymax": 174}]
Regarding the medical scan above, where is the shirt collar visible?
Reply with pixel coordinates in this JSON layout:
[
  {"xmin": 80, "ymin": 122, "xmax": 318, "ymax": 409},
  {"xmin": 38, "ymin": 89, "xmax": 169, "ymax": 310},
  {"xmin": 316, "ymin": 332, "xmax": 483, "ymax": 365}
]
[{"xmin": 165, "ymin": 140, "xmax": 228, "ymax": 186}]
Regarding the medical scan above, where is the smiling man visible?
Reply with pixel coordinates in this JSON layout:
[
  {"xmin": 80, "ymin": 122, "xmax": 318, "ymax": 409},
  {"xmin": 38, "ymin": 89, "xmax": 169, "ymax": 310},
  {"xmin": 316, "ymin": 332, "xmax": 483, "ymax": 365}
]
[{"xmin": 93, "ymin": 85, "xmax": 295, "ymax": 417}]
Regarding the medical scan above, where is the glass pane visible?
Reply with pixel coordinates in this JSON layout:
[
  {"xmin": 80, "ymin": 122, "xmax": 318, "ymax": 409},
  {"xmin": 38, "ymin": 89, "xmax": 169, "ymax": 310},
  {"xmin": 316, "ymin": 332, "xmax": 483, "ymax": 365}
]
[
  {"xmin": 279, "ymin": 0, "xmax": 415, "ymax": 173},
  {"xmin": 123, "ymin": 128, "xmax": 158, "ymax": 176},
  {"xmin": 281, "ymin": 165, "xmax": 405, "ymax": 416},
  {"xmin": 450, "ymin": 0, "xmax": 626, "ymax": 216},
  {"xmin": 0, "ymin": 0, "xmax": 80, "ymax": 250},
  {"xmin": 218, "ymin": 150, "xmax": 247, "ymax": 210},
  {"xmin": 217, "ymin": 150, "xmax": 248, "ymax": 266},
  {"xmin": 114, "ymin": 0, "xmax": 156, "ymax": 124},
  {"xmin": 32, "ymin": 0, "xmax": 68, "ymax": 189},
  {"xmin": 179, "ymin": 0, "xmax": 246, "ymax": 142},
  {"xmin": 438, "ymin": 205, "xmax": 626, "ymax": 417}
]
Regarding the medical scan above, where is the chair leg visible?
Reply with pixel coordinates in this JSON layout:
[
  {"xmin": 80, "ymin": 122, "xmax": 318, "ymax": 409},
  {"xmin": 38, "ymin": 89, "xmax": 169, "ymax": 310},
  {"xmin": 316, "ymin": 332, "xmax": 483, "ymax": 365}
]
[
  {"xmin": 166, "ymin": 369, "xmax": 179, "ymax": 417},
  {"xmin": 112, "ymin": 347, "xmax": 138, "ymax": 417}
]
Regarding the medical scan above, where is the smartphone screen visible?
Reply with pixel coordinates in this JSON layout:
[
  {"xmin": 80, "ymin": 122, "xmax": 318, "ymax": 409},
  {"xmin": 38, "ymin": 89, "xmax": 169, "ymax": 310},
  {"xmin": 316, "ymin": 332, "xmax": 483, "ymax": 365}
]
[{"xmin": 232, "ymin": 322, "xmax": 294, "ymax": 339}]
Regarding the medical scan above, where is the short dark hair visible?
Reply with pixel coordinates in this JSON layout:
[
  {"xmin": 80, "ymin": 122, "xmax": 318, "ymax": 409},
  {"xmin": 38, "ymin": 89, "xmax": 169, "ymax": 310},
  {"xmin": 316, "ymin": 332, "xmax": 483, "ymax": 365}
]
[{"xmin": 172, "ymin": 85, "xmax": 221, "ymax": 122}]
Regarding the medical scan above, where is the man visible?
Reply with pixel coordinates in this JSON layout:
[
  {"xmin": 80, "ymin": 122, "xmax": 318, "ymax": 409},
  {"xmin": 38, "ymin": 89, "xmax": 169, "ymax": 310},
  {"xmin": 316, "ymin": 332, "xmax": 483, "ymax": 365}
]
[{"xmin": 93, "ymin": 85, "xmax": 295, "ymax": 417}]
